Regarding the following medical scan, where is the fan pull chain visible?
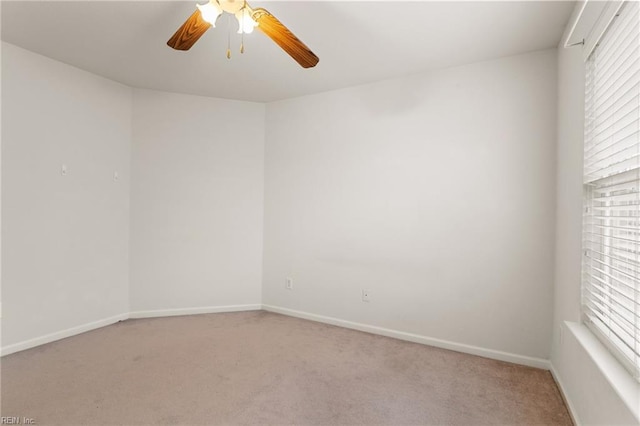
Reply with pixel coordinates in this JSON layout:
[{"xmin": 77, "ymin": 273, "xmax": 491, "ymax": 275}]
[
  {"xmin": 226, "ymin": 14, "xmax": 231, "ymax": 59},
  {"xmin": 240, "ymin": 7, "xmax": 245, "ymax": 54}
]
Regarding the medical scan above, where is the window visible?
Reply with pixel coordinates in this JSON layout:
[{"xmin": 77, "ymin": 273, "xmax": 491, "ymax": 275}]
[{"xmin": 582, "ymin": 0, "xmax": 640, "ymax": 380}]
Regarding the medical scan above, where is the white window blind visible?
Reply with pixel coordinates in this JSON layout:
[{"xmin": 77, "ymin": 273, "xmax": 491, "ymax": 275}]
[{"xmin": 583, "ymin": 0, "xmax": 640, "ymax": 380}]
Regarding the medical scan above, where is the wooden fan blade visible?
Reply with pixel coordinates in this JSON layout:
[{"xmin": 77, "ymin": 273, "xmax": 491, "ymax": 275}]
[
  {"xmin": 251, "ymin": 8, "xmax": 319, "ymax": 68},
  {"xmin": 167, "ymin": 9, "xmax": 212, "ymax": 51}
]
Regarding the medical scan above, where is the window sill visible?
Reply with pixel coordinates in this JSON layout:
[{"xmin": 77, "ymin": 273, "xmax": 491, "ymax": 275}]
[{"xmin": 565, "ymin": 321, "xmax": 640, "ymax": 423}]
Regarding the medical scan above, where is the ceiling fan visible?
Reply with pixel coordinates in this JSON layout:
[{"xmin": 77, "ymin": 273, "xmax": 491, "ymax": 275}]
[{"xmin": 167, "ymin": 0, "xmax": 319, "ymax": 68}]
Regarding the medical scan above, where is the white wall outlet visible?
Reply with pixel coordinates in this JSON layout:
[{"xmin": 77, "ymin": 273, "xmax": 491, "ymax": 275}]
[
  {"xmin": 362, "ymin": 289, "xmax": 371, "ymax": 302},
  {"xmin": 114, "ymin": 171, "xmax": 119, "ymax": 181},
  {"xmin": 285, "ymin": 278, "xmax": 293, "ymax": 290},
  {"xmin": 61, "ymin": 164, "xmax": 68, "ymax": 176}
]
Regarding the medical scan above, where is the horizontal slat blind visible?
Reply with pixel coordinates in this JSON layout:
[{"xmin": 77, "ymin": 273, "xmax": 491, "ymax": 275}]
[{"xmin": 583, "ymin": 0, "xmax": 640, "ymax": 381}]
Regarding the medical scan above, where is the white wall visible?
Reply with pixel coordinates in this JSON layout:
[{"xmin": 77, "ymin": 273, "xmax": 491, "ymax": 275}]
[
  {"xmin": 263, "ymin": 49, "xmax": 558, "ymax": 361},
  {"xmin": 550, "ymin": 16, "xmax": 640, "ymax": 426},
  {"xmin": 129, "ymin": 89, "xmax": 264, "ymax": 313},
  {"xmin": 1, "ymin": 42, "xmax": 132, "ymax": 348}
]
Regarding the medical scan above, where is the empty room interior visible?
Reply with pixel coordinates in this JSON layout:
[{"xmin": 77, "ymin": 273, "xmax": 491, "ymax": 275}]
[{"xmin": 1, "ymin": 0, "xmax": 640, "ymax": 424}]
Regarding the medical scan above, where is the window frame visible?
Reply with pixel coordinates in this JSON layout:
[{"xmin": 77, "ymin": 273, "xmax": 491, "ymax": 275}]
[{"xmin": 581, "ymin": 0, "xmax": 640, "ymax": 382}]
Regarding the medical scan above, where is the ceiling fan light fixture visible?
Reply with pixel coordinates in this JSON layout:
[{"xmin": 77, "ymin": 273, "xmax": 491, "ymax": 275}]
[
  {"xmin": 197, "ymin": 1, "xmax": 223, "ymax": 26},
  {"xmin": 235, "ymin": 9, "xmax": 258, "ymax": 34},
  {"xmin": 167, "ymin": 1, "xmax": 319, "ymax": 68}
]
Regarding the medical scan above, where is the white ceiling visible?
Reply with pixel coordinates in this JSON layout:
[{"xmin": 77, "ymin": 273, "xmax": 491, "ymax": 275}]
[{"xmin": 1, "ymin": 1, "xmax": 574, "ymax": 102}]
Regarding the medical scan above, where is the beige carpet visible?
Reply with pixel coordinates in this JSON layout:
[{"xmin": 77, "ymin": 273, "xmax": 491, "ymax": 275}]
[{"xmin": 1, "ymin": 311, "xmax": 572, "ymax": 425}]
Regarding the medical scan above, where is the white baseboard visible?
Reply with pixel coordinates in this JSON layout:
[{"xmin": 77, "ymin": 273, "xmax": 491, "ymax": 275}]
[
  {"xmin": 1, "ymin": 313, "xmax": 129, "ymax": 356},
  {"xmin": 2, "ymin": 304, "xmax": 263, "ymax": 356},
  {"xmin": 129, "ymin": 304, "xmax": 262, "ymax": 319},
  {"xmin": 550, "ymin": 363, "xmax": 582, "ymax": 426},
  {"xmin": 2, "ymin": 303, "xmax": 549, "ymax": 373},
  {"xmin": 262, "ymin": 304, "xmax": 551, "ymax": 370}
]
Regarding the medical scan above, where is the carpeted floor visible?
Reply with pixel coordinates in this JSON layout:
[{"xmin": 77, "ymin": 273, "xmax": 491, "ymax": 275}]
[{"xmin": 1, "ymin": 311, "xmax": 572, "ymax": 425}]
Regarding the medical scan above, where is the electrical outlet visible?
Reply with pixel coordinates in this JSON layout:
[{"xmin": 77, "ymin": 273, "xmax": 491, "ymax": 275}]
[
  {"xmin": 285, "ymin": 278, "xmax": 293, "ymax": 290},
  {"xmin": 61, "ymin": 164, "xmax": 68, "ymax": 176},
  {"xmin": 362, "ymin": 289, "xmax": 371, "ymax": 302}
]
